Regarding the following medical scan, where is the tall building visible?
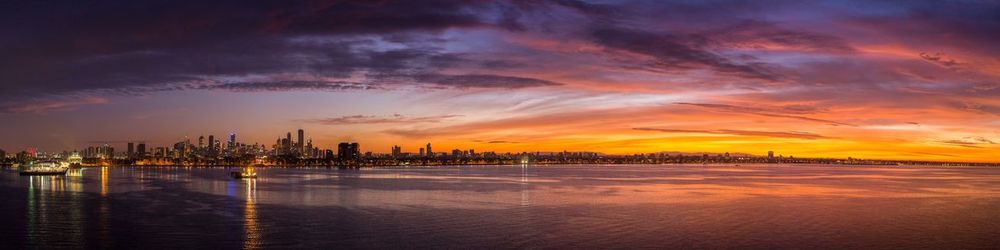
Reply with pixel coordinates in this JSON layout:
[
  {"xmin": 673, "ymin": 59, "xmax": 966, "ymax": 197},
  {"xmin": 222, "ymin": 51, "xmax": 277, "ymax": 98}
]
[
  {"xmin": 127, "ymin": 142, "xmax": 135, "ymax": 158},
  {"xmin": 285, "ymin": 132, "xmax": 292, "ymax": 151},
  {"xmin": 338, "ymin": 142, "xmax": 360, "ymax": 160},
  {"xmin": 297, "ymin": 129, "xmax": 305, "ymax": 153},
  {"xmin": 426, "ymin": 143, "xmax": 433, "ymax": 157},
  {"xmin": 419, "ymin": 148, "xmax": 425, "ymax": 156},
  {"xmin": 208, "ymin": 135, "xmax": 215, "ymax": 155},
  {"xmin": 228, "ymin": 132, "xmax": 236, "ymax": 151},
  {"xmin": 198, "ymin": 136, "xmax": 205, "ymax": 149},
  {"xmin": 768, "ymin": 151, "xmax": 774, "ymax": 158}
]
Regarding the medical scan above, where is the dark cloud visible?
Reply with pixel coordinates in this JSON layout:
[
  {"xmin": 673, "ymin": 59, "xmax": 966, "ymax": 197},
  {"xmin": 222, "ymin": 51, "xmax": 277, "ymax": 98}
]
[
  {"xmin": 633, "ymin": 127, "xmax": 831, "ymax": 140},
  {"xmin": 590, "ymin": 27, "xmax": 780, "ymax": 81},
  {"xmin": 0, "ymin": 0, "xmax": 532, "ymax": 105},
  {"xmin": 848, "ymin": 2, "xmax": 1000, "ymax": 57},
  {"xmin": 919, "ymin": 52, "xmax": 959, "ymax": 67},
  {"xmin": 198, "ymin": 81, "xmax": 377, "ymax": 92},
  {"xmin": 304, "ymin": 114, "xmax": 462, "ymax": 125}
]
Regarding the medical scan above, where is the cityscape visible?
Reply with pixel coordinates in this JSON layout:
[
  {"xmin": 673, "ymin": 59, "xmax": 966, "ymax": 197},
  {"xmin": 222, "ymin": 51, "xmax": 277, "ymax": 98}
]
[
  {"xmin": 2, "ymin": 128, "xmax": 997, "ymax": 167},
  {"xmin": 3, "ymin": 1, "xmax": 1000, "ymax": 249}
]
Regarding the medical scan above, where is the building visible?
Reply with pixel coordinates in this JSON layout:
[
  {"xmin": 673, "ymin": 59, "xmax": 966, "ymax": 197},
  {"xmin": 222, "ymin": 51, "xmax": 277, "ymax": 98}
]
[
  {"xmin": 137, "ymin": 143, "xmax": 146, "ymax": 158},
  {"xmin": 297, "ymin": 129, "xmax": 305, "ymax": 152},
  {"xmin": 426, "ymin": 143, "xmax": 433, "ymax": 157},
  {"xmin": 338, "ymin": 142, "xmax": 360, "ymax": 160},
  {"xmin": 208, "ymin": 135, "xmax": 215, "ymax": 155},
  {"xmin": 391, "ymin": 145, "xmax": 402, "ymax": 157},
  {"xmin": 419, "ymin": 148, "xmax": 425, "ymax": 156},
  {"xmin": 228, "ymin": 132, "xmax": 237, "ymax": 153},
  {"xmin": 768, "ymin": 151, "xmax": 774, "ymax": 159},
  {"xmin": 127, "ymin": 142, "xmax": 135, "ymax": 158}
]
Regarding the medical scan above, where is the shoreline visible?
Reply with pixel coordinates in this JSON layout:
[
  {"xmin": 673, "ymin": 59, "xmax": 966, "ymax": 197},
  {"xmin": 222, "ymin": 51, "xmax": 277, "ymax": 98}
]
[{"xmin": 33, "ymin": 162, "xmax": 1000, "ymax": 168}]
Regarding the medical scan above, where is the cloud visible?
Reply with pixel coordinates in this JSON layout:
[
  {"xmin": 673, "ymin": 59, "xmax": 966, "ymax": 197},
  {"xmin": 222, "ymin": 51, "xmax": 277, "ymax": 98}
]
[
  {"xmin": 938, "ymin": 137, "xmax": 997, "ymax": 148},
  {"xmin": 633, "ymin": 127, "xmax": 831, "ymax": 140},
  {"xmin": 0, "ymin": 0, "xmax": 536, "ymax": 104},
  {"xmin": 473, "ymin": 140, "xmax": 520, "ymax": 144},
  {"xmin": 411, "ymin": 74, "xmax": 562, "ymax": 89},
  {"xmin": 919, "ymin": 52, "xmax": 959, "ymax": 67},
  {"xmin": 938, "ymin": 140, "xmax": 983, "ymax": 148},
  {"xmin": 673, "ymin": 102, "xmax": 855, "ymax": 126},
  {"xmin": 304, "ymin": 114, "xmax": 462, "ymax": 125},
  {"xmin": 706, "ymin": 20, "xmax": 855, "ymax": 53},
  {"xmin": 198, "ymin": 81, "xmax": 378, "ymax": 92},
  {"xmin": 1, "ymin": 96, "xmax": 109, "ymax": 114},
  {"xmin": 589, "ymin": 27, "xmax": 779, "ymax": 81}
]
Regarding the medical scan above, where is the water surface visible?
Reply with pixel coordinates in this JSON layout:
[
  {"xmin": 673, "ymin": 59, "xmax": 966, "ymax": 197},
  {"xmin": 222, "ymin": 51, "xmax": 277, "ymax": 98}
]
[{"xmin": 1, "ymin": 165, "xmax": 999, "ymax": 249}]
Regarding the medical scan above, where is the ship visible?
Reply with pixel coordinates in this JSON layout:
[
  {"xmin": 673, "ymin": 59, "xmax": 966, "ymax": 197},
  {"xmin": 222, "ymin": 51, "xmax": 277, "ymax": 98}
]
[
  {"xmin": 66, "ymin": 152, "xmax": 83, "ymax": 168},
  {"xmin": 230, "ymin": 166, "xmax": 258, "ymax": 179},
  {"xmin": 19, "ymin": 161, "xmax": 70, "ymax": 176}
]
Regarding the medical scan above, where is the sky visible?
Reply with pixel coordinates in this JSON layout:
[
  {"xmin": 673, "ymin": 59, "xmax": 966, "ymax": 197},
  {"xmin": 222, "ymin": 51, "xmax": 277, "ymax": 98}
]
[{"xmin": 1, "ymin": 0, "xmax": 998, "ymax": 162}]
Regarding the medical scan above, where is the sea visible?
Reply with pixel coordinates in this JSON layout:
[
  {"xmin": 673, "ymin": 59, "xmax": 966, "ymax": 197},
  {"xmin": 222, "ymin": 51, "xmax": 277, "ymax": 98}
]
[{"xmin": 1, "ymin": 164, "xmax": 998, "ymax": 249}]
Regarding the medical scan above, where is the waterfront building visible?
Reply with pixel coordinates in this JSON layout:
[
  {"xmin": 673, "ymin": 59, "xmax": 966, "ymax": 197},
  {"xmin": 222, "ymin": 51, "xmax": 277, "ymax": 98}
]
[
  {"xmin": 338, "ymin": 142, "xmax": 360, "ymax": 160},
  {"xmin": 392, "ymin": 145, "xmax": 401, "ymax": 158}
]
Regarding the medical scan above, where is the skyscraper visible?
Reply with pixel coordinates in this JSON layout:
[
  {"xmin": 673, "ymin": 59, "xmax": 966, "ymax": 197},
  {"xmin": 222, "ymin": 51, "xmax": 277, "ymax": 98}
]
[
  {"xmin": 297, "ymin": 129, "xmax": 304, "ymax": 153},
  {"xmin": 228, "ymin": 132, "xmax": 236, "ymax": 153},
  {"xmin": 198, "ymin": 136, "xmax": 205, "ymax": 149},
  {"xmin": 426, "ymin": 143, "xmax": 433, "ymax": 157},
  {"xmin": 208, "ymin": 135, "xmax": 215, "ymax": 155},
  {"xmin": 419, "ymin": 148, "xmax": 425, "ymax": 156},
  {"xmin": 127, "ymin": 142, "xmax": 135, "ymax": 158},
  {"xmin": 285, "ymin": 132, "xmax": 292, "ymax": 151},
  {"xmin": 768, "ymin": 151, "xmax": 774, "ymax": 158}
]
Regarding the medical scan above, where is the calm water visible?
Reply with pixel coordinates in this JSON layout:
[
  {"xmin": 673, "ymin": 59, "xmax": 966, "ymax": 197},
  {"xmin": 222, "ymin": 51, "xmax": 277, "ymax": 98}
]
[{"xmin": 1, "ymin": 165, "xmax": 999, "ymax": 249}]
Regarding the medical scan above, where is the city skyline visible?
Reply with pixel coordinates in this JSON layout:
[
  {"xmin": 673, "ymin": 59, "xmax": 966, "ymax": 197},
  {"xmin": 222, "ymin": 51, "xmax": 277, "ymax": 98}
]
[
  {"xmin": 3, "ymin": 127, "xmax": 998, "ymax": 166},
  {"xmin": 1, "ymin": 1, "xmax": 999, "ymax": 162}
]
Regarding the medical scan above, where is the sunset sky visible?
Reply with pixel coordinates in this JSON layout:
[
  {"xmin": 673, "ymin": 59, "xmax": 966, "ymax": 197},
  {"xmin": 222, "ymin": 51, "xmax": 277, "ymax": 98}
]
[{"xmin": 1, "ymin": 0, "xmax": 998, "ymax": 162}]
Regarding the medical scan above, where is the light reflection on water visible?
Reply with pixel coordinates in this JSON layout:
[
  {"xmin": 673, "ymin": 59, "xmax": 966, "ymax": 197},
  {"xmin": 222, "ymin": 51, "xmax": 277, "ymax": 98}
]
[
  {"xmin": 1, "ymin": 164, "xmax": 1000, "ymax": 249},
  {"xmin": 243, "ymin": 178, "xmax": 260, "ymax": 250}
]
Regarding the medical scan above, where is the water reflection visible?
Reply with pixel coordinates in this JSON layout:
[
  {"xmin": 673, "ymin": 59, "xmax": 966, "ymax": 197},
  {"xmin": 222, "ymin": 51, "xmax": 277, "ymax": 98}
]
[
  {"xmin": 244, "ymin": 178, "xmax": 261, "ymax": 249},
  {"xmin": 98, "ymin": 167, "xmax": 111, "ymax": 249},
  {"xmin": 26, "ymin": 177, "xmax": 37, "ymax": 247},
  {"xmin": 521, "ymin": 164, "xmax": 531, "ymax": 207},
  {"xmin": 4, "ymin": 165, "xmax": 1000, "ymax": 249},
  {"xmin": 23, "ymin": 175, "xmax": 88, "ymax": 248}
]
